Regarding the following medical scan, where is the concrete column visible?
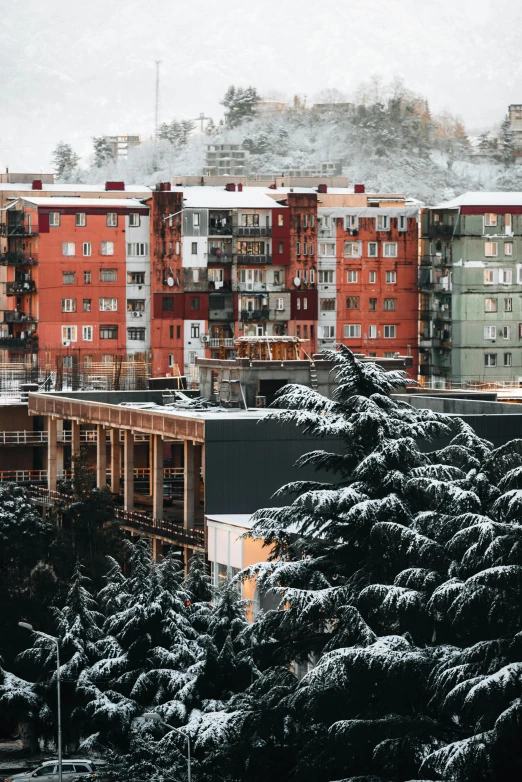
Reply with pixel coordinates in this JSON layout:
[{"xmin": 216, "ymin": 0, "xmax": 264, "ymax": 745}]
[
  {"xmin": 71, "ymin": 421, "xmax": 81, "ymax": 460},
  {"xmin": 96, "ymin": 424, "xmax": 107, "ymax": 489},
  {"xmin": 152, "ymin": 536, "xmax": 163, "ymax": 562},
  {"xmin": 111, "ymin": 429, "xmax": 121, "ymax": 495},
  {"xmin": 123, "ymin": 430, "xmax": 134, "ymax": 510},
  {"xmin": 47, "ymin": 417, "xmax": 57, "ymax": 491},
  {"xmin": 184, "ymin": 439, "xmax": 195, "ymax": 530},
  {"xmin": 56, "ymin": 420, "xmax": 64, "ymax": 482},
  {"xmin": 152, "ymin": 433, "xmax": 164, "ymax": 520}
]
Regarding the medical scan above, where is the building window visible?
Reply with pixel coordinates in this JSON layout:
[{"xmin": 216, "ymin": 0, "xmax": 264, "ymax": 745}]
[
  {"xmin": 485, "ymin": 298, "xmax": 498, "ymax": 312},
  {"xmin": 386, "ymin": 271, "xmax": 397, "ymax": 284},
  {"xmin": 505, "ymin": 214, "xmax": 512, "ymax": 233},
  {"xmin": 49, "ymin": 212, "xmax": 60, "ymax": 227},
  {"xmin": 191, "ymin": 242, "xmax": 197, "ymax": 255},
  {"xmin": 318, "ymin": 270, "xmax": 334, "ymax": 283},
  {"xmin": 344, "ymin": 324, "xmax": 361, "ymax": 338},
  {"xmin": 192, "ymin": 269, "xmax": 199, "ymax": 283},
  {"xmin": 127, "ymin": 299, "xmax": 145, "ymax": 312},
  {"xmin": 276, "ymin": 297, "xmax": 284, "ymax": 310},
  {"xmin": 83, "ymin": 299, "xmax": 91, "ymax": 312},
  {"xmin": 191, "ymin": 323, "xmax": 200, "ymax": 338},
  {"xmin": 369, "ymin": 298, "xmax": 377, "ymax": 311},
  {"xmin": 368, "ymin": 325, "xmax": 377, "ymax": 339},
  {"xmin": 62, "ymin": 242, "xmax": 75, "ymax": 256},
  {"xmin": 169, "ymin": 325, "xmax": 174, "ymax": 339},
  {"xmin": 484, "ymin": 326, "xmax": 497, "ymax": 340},
  {"xmin": 163, "ymin": 297, "xmax": 174, "ymax": 311},
  {"xmin": 82, "ymin": 325, "xmax": 92, "ymax": 341},
  {"xmin": 369, "ymin": 270, "xmax": 376, "ymax": 283},
  {"xmin": 100, "ymin": 326, "xmax": 118, "ymax": 339},
  {"xmin": 344, "ymin": 241, "xmax": 361, "ymax": 257},
  {"xmin": 127, "ymin": 271, "xmax": 145, "ymax": 285},
  {"xmin": 345, "ymin": 215, "xmax": 358, "ymax": 231},
  {"xmin": 274, "ymin": 271, "xmax": 281, "ymax": 284},
  {"xmin": 75, "ymin": 213, "xmax": 86, "ymax": 227},
  {"xmin": 484, "ymin": 269, "xmax": 496, "ymax": 284},
  {"xmin": 398, "ymin": 215, "xmax": 407, "ymax": 231},
  {"xmin": 346, "ymin": 270, "xmax": 358, "ymax": 283},
  {"xmin": 323, "ymin": 325, "xmax": 335, "ymax": 338},
  {"xmin": 208, "ymin": 268, "xmax": 224, "ymax": 283},
  {"xmin": 190, "ymin": 296, "xmax": 200, "ymax": 311},
  {"xmin": 485, "ymin": 241, "xmax": 498, "ymax": 257},
  {"xmin": 62, "ymin": 271, "xmax": 75, "ymax": 284},
  {"xmin": 177, "ymin": 325, "xmax": 181, "ymax": 339},
  {"xmin": 61, "ymin": 298, "xmax": 76, "ymax": 313},
  {"xmin": 61, "ymin": 325, "xmax": 77, "ymax": 342},
  {"xmin": 127, "ymin": 243, "xmax": 148, "ymax": 256},
  {"xmin": 296, "ymin": 241, "xmax": 301, "ymax": 256},
  {"xmin": 99, "ymin": 298, "xmax": 118, "ymax": 311},
  {"xmin": 168, "ymin": 353, "xmax": 174, "ymax": 367},
  {"xmin": 309, "ymin": 269, "xmax": 315, "ymax": 284},
  {"xmin": 82, "ymin": 242, "xmax": 92, "ymax": 257},
  {"xmin": 504, "ymin": 352, "xmax": 512, "ymax": 366},
  {"xmin": 309, "ymin": 242, "xmax": 315, "ymax": 256},
  {"xmin": 303, "ymin": 242, "xmax": 308, "ymax": 256},
  {"xmin": 504, "ymin": 242, "xmax": 513, "ymax": 256},
  {"xmin": 376, "ymin": 215, "xmax": 390, "ymax": 230},
  {"xmin": 101, "ymin": 242, "xmax": 114, "ymax": 255},
  {"xmin": 505, "ymin": 298, "xmax": 513, "ymax": 312},
  {"xmin": 368, "ymin": 242, "xmax": 378, "ymax": 257},
  {"xmin": 129, "ymin": 213, "xmax": 140, "ymax": 227},
  {"xmin": 100, "ymin": 268, "xmax": 117, "ymax": 282},
  {"xmin": 484, "ymin": 353, "xmax": 497, "ymax": 367},
  {"xmin": 320, "ymin": 298, "xmax": 335, "ymax": 311},
  {"xmin": 84, "ymin": 271, "xmax": 91, "ymax": 284},
  {"xmin": 128, "ymin": 328, "xmax": 146, "ymax": 340},
  {"xmin": 383, "ymin": 243, "xmax": 398, "ymax": 258},
  {"xmin": 279, "ymin": 241, "xmax": 284, "ymax": 254},
  {"xmin": 346, "ymin": 296, "xmax": 359, "ymax": 310},
  {"xmin": 500, "ymin": 268, "xmax": 512, "ymax": 284},
  {"xmin": 384, "ymin": 325, "xmax": 396, "ymax": 338},
  {"xmin": 278, "ymin": 214, "xmax": 284, "ymax": 226},
  {"xmin": 484, "ymin": 213, "xmax": 498, "ymax": 227},
  {"xmin": 106, "ymin": 213, "xmax": 118, "ymax": 227},
  {"xmin": 242, "ymin": 214, "xmax": 259, "ymax": 227},
  {"xmin": 296, "ymin": 298, "xmax": 301, "ymax": 310},
  {"xmin": 384, "ymin": 298, "xmax": 396, "ymax": 311},
  {"xmin": 303, "ymin": 297, "xmax": 308, "ymax": 310},
  {"xmin": 192, "ymin": 212, "xmax": 200, "ymax": 227},
  {"xmin": 320, "ymin": 243, "xmax": 335, "ymax": 256},
  {"xmin": 501, "ymin": 326, "xmax": 512, "ymax": 339},
  {"xmin": 296, "ymin": 325, "xmax": 301, "ymax": 338}
]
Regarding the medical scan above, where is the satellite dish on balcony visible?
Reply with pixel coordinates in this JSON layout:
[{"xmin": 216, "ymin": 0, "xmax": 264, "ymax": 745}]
[
  {"xmin": 293, "ymin": 277, "xmax": 301, "ymax": 286},
  {"xmin": 166, "ymin": 277, "xmax": 174, "ymax": 287}
]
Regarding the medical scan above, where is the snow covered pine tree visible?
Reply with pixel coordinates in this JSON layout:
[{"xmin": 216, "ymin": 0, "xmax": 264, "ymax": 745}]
[{"xmin": 195, "ymin": 346, "xmax": 522, "ymax": 782}]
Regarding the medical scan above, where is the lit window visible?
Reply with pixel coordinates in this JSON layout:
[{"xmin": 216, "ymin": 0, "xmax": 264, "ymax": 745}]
[
  {"xmin": 344, "ymin": 324, "xmax": 361, "ymax": 338},
  {"xmin": 278, "ymin": 214, "xmax": 284, "ymax": 226}
]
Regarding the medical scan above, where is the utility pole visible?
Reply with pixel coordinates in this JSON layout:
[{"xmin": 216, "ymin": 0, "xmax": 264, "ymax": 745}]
[
  {"xmin": 155, "ymin": 60, "xmax": 161, "ymax": 139},
  {"xmin": 193, "ymin": 112, "xmax": 212, "ymax": 133}
]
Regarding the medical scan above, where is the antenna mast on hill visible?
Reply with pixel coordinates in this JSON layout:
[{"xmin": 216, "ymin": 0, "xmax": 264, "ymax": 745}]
[{"xmin": 155, "ymin": 60, "xmax": 161, "ymax": 139}]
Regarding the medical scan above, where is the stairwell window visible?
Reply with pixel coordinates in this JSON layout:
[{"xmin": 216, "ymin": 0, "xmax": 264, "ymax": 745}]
[
  {"xmin": 192, "ymin": 269, "xmax": 199, "ymax": 283},
  {"xmin": 485, "ymin": 353, "xmax": 497, "ymax": 367},
  {"xmin": 383, "ymin": 243, "xmax": 398, "ymax": 258},
  {"xmin": 276, "ymin": 298, "xmax": 284, "ymax": 310},
  {"xmin": 62, "ymin": 243, "xmax": 75, "ymax": 256},
  {"xmin": 318, "ymin": 270, "xmax": 334, "ymax": 283},
  {"xmin": 485, "ymin": 298, "xmax": 498, "ymax": 312},
  {"xmin": 485, "ymin": 241, "xmax": 498, "ymax": 257},
  {"xmin": 344, "ymin": 241, "xmax": 361, "ymax": 257},
  {"xmin": 75, "ymin": 213, "xmax": 86, "ymax": 227},
  {"xmin": 320, "ymin": 298, "xmax": 335, "ymax": 311},
  {"xmin": 128, "ymin": 328, "xmax": 146, "ymax": 340},
  {"xmin": 484, "ymin": 326, "xmax": 497, "ymax": 340},
  {"xmin": 129, "ymin": 213, "xmax": 140, "ymax": 227},
  {"xmin": 278, "ymin": 214, "xmax": 284, "ymax": 226},
  {"xmin": 346, "ymin": 296, "xmax": 359, "ymax": 310},
  {"xmin": 504, "ymin": 242, "xmax": 513, "ymax": 256},
  {"xmin": 193, "ymin": 213, "xmax": 200, "ymax": 227},
  {"xmin": 127, "ymin": 300, "xmax": 145, "ymax": 312},
  {"xmin": 61, "ymin": 298, "xmax": 76, "ymax": 313},
  {"xmin": 101, "ymin": 242, "xmax": 114, "ymax": 256},
  {"xmin": 62, "ymin": 271, "xmax": 75, "ymax": 284},
  {"xmin": 190, "ymin": 323, "xmax": 200, "ymax": 338},
  {"xmin": 323, "ymin": 325, "xmax": 335, "ymax": 338},
  {"xmin": 49, "ymin": 212, "xmax": 60, "ymax": 227},
  {"xmin": 344, "ymin": 324, "xmax": 361, "ymax": 338},
  {"xmin": 106, "ymin": 213, "xmax": 118, "ymax": 227},
  {"xmin": 128, "ymin": 271, "xmax": 145, "ymax": 285},
  {"xmin": 100, "ymin": 269, "xmax": 117, "ymax": 282},
  {"xmin": 368, "ymin": 242, "xmax": 378, "ymax": 257},
  {"xmin": 319, "ymin": 243, "xmax": 335, "ymax": 256},
  {"xmin": 83, "ymin": 242, "xmax": 92, "ymax": 257},
  {"xmin": 368, "ymin": 325, "xmax": 377, "ymax": 338},
  {"xmin": 384, "ymin": 325, "xmax": 396, "ymax": 338},
  {"xmin": 99, "ymin": 298, "xmax": 118, "ymax": 311},
  {"xmin": 127, "ymin": 243, "xmax": 148, "ymax": 256},
  {"xmin": 505, "ymin": 298, "xmax": 513, "ymax": 312}
]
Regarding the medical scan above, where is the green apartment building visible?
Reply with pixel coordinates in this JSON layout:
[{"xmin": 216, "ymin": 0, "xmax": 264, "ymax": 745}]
[{"xmin": 420, "ymin": 193, "xmax": 522, "ymax": 386}]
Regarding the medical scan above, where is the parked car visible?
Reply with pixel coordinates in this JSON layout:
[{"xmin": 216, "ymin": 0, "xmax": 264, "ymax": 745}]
[{"xmin": 5, "ymin": 759, "xmax": 99, "ymax": 782}]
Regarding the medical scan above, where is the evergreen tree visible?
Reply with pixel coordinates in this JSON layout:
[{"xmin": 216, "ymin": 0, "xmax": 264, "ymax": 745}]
[
  {"xmin": 52, "ymin": 141, "xmax": 80, "ymax": 180},
  {"xmin": 158, "ymin": 118, "xmax": 195, "ymax": 145},
  {"xmin": 221, "ymin": 85, "xmax": 260, "ymax": 127},
  {"xmin": 92, "ymin": 137, "xmax": 115, "ymax": 167},
  {"xmin": 497, "ymin": 114, "xmax": 515, "ymax": 165}
]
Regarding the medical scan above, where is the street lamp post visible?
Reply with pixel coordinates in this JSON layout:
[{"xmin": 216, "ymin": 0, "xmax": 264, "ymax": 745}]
[
  {"xmin": 19, "ymin": 623, "xmax": 62, "ymax": 782},
  {"xmin": 143, "ymin": 712, "xmax": 191, "ymax": 782}
]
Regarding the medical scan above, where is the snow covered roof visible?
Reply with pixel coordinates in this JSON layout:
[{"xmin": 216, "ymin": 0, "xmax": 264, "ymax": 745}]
[
  {"xmin": 7, "ymin": 197, "xmax": 148, "ymax": 209},
  {"xmin": 168, "ymin": 186, "xmax": 287, "ymax": 209},
  {"xmin": 321, "ymin": 206, "xmax": 419, "ymax": 217},
  {"xmin": 119, "ymin": 401, "xmax": 272, "ymax": 421},
  {"xmin": 0, "ymin": 183, "xmax": 151, "ymax": 193},
  {"xmin": 433, "ymin": 192, "xmax": 522, "ymax": 209}
]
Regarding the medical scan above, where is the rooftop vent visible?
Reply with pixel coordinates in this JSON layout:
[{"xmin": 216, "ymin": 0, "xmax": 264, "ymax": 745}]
[
  {"xmin": 317, "ymin": 184, "xmax": 328, "ymax": 194},
  {"xmin": 105, "ymin": 181, "xmax": 125, "ymax": 191},
  {"xmin": 354, "ymin": 183, "xmax": 365, "ymax": 194},
  {"xmin": 32, "ymin": 180, "xmax": 43, "ymax": 190},
  {"xmin": 225, "ymin": 183, "xmax": 236, "ymax": 192}
]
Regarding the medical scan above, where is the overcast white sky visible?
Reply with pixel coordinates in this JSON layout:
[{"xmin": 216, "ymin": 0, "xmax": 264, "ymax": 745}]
[{"xmin": 2, "ymin": 0, "xmax": 521, "ymax": 172}]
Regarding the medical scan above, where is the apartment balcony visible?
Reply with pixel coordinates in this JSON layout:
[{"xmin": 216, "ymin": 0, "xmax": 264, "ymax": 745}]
[
  {"xmin": 237, "ymin": 227, "xmax": 272, "ymax": 237},
  {"xmin": 6, "ymin": 280, "xmax": 37, "ymax": 295},
  {"xmin": 208, "ymin": 338, "xmax": 236, "ymax": 348},
  {"xmin": 3, "ymin": 311, "xmax": 37, "ymax": 323},
  {"xmin": 419, "ymin": 337, "xmax": 440, "ymax": 348},
  {"xmin": 421, "ymin": 254, "xmax": 452, "ymax": 267},
  {"xmin": 236, "ymin": 254, "xmax": 272, "ymax": 264},
  {"xmin": 0, "ymin": 252, "xmax": 38, "ymax": 266},
  {"xmin": 0, "ymin": 222, "xmax": 38, "ymax": 237},
  {"xmin": 426, "ymin": 224, "xmax": 456, "ymax": 238},
  {"xmin": 208, "ymin": 251, "xmax": 233, "ymax": 264},
  {"xmin": 209, "ymin": 309, "xmax": 235, "ymax": 321},
  {"xmin": 433, "ymin": 308, "xmax": 452, "ymax": 322},
  {"xmin": 208, "ymin": 212, "xmax": 233, "ymax": 236},
  {"xmin": 0, "ymin": 336, "xmax": 38, "ymax": 349},
  {"xmin": 241, "ymin": 309, "xmax": 270, "ymax": 321}
]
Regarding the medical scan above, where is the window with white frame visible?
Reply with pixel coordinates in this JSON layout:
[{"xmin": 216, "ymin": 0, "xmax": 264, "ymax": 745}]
[
  {"xmin": 192, "ymin": 269, "xmax": 199, "ymax": 283},
  {"xmin": 484, "ymin": 269, "xmax": 496, "ymax": 284},
  {"xmin": 106, "ymin": 213, "xmax": 118, "ymax": 227},
  {"xmin": 368, "ymin": 242, "xmax": 378, "ymax": 257},
  {"xmin": 303, "ymin": 214, "xmax": 308, "ymax": 228},
  {"xmin": 376, "ymin": 215, "xmax": 390, "ymax": 230},
  {"xmin": 208, "ymin": 268, "xmax": 224, "ymax": 283},
  {"xmin": 84, "ymin": 271, "xmax": 91, "ymax": 284},
  {"xmin": 505, "ymin": 214, "xmax": 512, "ymax": 234},
  {"xmin": 344, "ymin": 241, "xmax": 361, "ymax": 257},
  {"xmin": 485, "ymin": 298, "xmax": 498, "ymax": 312},
  {"xmin": 346, "ymin": 270, "xmax": 358, "ymax": 283},
  {"xmin": 303, "ymin": 242, "xmax": 308, "ymax": 256},
  {"xmin": 322, "ymin": 325, "xmax": 335, "ymax": 338},
  {"xmin": 193, "ymin": 213, "xmax": 200, "ymax": 227},
  {"xmin": 501, "ymin": 326, "xmax": 512, "ymax": 339},
  {"xmin": 485, "ymin": 241, "xmax": 498, "ymax": 257},
  {"xmin": 484, "ymin": 325, "xmax": 497, "ymax": 340},
  {"xmin": 99, "ymin": 298, "xmax": 118, "ymax": 311},
  {"xmin": 319, "ymin": 243, "xmax": 335, "ymax": 256},
  {"xmin": 504, "ymin": 352, "xmax": 512, "ymax": 366},
  {"xmin": 385, "ymin": 270, "xmax": 397, "ymax": 284},
  {"xmin": 190, "ymin": 323, "xmax": 200, "ymax": 338},
  {"xmin": 310, "ymin": 269, "xmax": 315, "ymax": 283},
  {"xmin": 505, "ymin": 298, "xmax": 513, "ymax": 312},
  {"xmin": 484, "ymin": 213, "xmax": 498, "ymax": 227},
  {"xmin": 384, "ymin": 325, "xmax": 396, "ymax": 338},
  {"xmin": 369, "ymin": 270, "xmax": 377, "ymax": 283},
  {"xmin": 384, "ymin": 298, "xmax": 396, "ymax": 311},
  {"xmin": 168, "ymin": 354, "xmax": 174, "ymax": 368},
  {"xmin": 82, "ymin": 242, "xmax": 92, "ymax": 257},
  {"xmin": 62, "ymin": 242, "xmax": 75, "ymax": 256},
  {"xmin": 127, "ymin": 328, "xmax": 146, "ymax": 341},
  {"xmin": 484, "ymin": 353, "xmax": 497, "ymax": 367},
  {"xmin": 75, "ymin": 213, "xmax": 86, "ymax": 227},
  {"xmin": 345, "ymin": 215, "xmax": 358, "ymax": 231},
  {"xmin": 127, "ymin": 271, "xmax": 145, "ymax": 285},
  {"xmin": 383, "ymin": 243, "xmax": 398, "ymax": 257},
  {"xmin": 296, "ymin": 241, "xmax": 301, "ymax": 256},
  {"xmin": 276, "ymin": 297, "xmax": 284, "ymax": 310},
  {"xmin": 344, "ymin": 324, "xmax": 361, "ymax": 338},
  {"xmin": 368, "ymin": 325, "xmax": 377, "ymax": 339},
  {"xmin": 500, "ymin": 268, "xmax": 512, "ymax": 284},
  {"xmin": 61, "ymin": 325, "xmax": 77, "ymax": 342},
  {"xmin": 309, "ymin": 242, "xmax": 315, "ymax": 256},
  {"xmin": 101, "ymin": 242, "xmax": 114, "ymax": 255},
  {"xmin": 49, "ymin": 212, "xmax": 60, "ymax": 227},
  {"xmin": 129, "ymin": 213, "xmax": 140, "ymax": 227},
  {"xmin": 82, "ymin": 326, "xmax": 93, "ymax": 341},
  {"xmin": 303, "ymin": 298, "xmax": 308, "ymax": 310},
  {"xmin": 61, "ymin": 298, "xmax": 76, "ymax": 312},
  {"xmin": 504, "ymin": 242, "xmax": 513, "ymax": 256},
  {"xmin": 127, "ymin": 243, "xmax": 148, "ymax": 256},
  {"xmin": 100, "ymin": 268, "xmax": 117, "ymax": 282},
  {"xmin": 318, "ymin": 270, "xmax": 334, "ymax": 283},
  {"xmin": 83, "ymin": 299, "xmax": 91, "ymax": 311},
  {"xmin": 398, "ymin": 215, "xmax": 407, "ymax": 231},
  {"xmin": 62, "ymin": 271, "xmax": 75, "ymax": 284}
]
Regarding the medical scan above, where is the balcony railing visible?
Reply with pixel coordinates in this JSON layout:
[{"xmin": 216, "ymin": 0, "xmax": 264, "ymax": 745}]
[
  {"xmin": 209, "ymin": 309, "xmax": 235, "ymax": 321},
  {"xmin": 0, "ymin": 431, "xmax": 47, "ymax": 445},
  {"xmin": 0, "ymin": 222, "xmax": 38, "ymax": 237},
  {"xmin": 208, "ymin": 338, "xmax": 235, "ymax": 348},
  {"xmin": 6, "ymin": 280, "xmax": 37, "ymax": 295},
  {"xmin": 0, "ymin": 336, "xmax": 38, "ymax": 349},
  {"xmin": 236, "ymin": 254, "xmax": 272, "ymax": 264},
  {"xmin": 237, "ymin": 227, "xmax": 272, "ymax": 237},
  {"xmin": 426, "ymin": 224, "xmax": 456, "ymax": 238},
  {"xmin": 208, "ymin": 251, "xmax": 232, "ymax": 264},
  {"xmin": 208, "ymin": 223, "xmax": 233, "ymax": 236},
  {"xmin": 3, "ymin": 311, "xmax": 37, "ymax": 323},
  {"xmin": 0, "ymin": 252, "xmax": 38, "ymax": 266},
  {"xmin": 241, "ymin": 309, "xmax": 270, "ymax": 321}
]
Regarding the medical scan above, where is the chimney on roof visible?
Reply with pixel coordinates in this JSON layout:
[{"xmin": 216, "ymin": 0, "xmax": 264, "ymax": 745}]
[
  {"xmin": 32, "ymin": 180, "xmax": 43, "ymax": 190},
  {"xmin": 238, "ymin": 183, "xmax": 243, "ymax": 192},
  {"xmin": 225, "ymin": 183, "xmax": 236, "ymax": 192},
  {"xmin": 157, "ymin": 182, "xmax": 171, "ymax": 191},
  {"xmin": 354, "ymin": 183, "xmax": 365, "ymax": 194},
  {"xmin": 317, "ymin": 184, "xmax": 328, "ymax": 194},
  {"xmin": 105, "ymin": 181, "xmax": 125, "ymax": 191}
]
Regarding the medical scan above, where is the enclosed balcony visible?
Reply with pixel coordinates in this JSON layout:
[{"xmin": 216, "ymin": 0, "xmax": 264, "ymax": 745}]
[
  {"xmin": 236, "ymin": 254, "xmax": 272, "ymax": 264},
  {"xmin": 237, "ymin": 226, "xmax": 272, "ymax": 237},
  {"xmin": 3, "ymin": 311, "xmax": 37, "ymax": 323},
  {"xmin": 209, "ymin": 211, "xmax": 233, "ymax": 236},
  {"xmin": 0, "ymin": 335, "xmax": 38, "ymax": 349},
  {"xmin": 241, "ymin": 309, "xmax": 270, "ymax": 321},
  {"xmin": 0, "ymin": 252, "xmax": 38, "ymax": 266},
  {"xmin": 6, "ymin": 280, "xmax": 37, "ymax": 295}
]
